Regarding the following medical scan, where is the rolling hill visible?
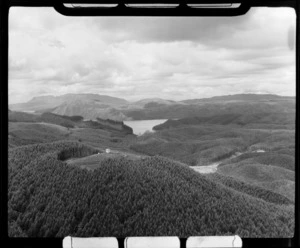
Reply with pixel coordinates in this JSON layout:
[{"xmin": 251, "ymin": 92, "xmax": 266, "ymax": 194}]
[
  {"xmin": 8, "ymin": 111, "xmax": 134, "ymax": 148},
  {"xmin": 181, "ymin": 94, "xmax": 294, "ymax": 104},
  {"xmin": 129, "ymin": 98, "xmax": 184, "ymax": 109},
  {"xmin": 10, "ymin": 93, "xmax": 295, "ymax": 121},
  {"xmin": 129, "ymin": 117, "xmax": 295, "ymax": 203},
  {"xmin": 10, "ymin": 94, "xmax": 129, "ymax": 120},
  {"xmin": 8, "ymin": 142, "xmax": 294, "ymax": 237},
  {"xmin": 9, "ymin": 122, "xmax": 70, "ymax": 148},
  {"xmin": 51, "ymin": 99, "xmax": 128, "ymax": 121},
  {"xmin": 205, "ymin": 173, "xmax": 293, "ymax": 205},
  {"xmin": 131, "ymin": 124, "xmax": 290, "ymax": 166},
  {"xmin": 219, "ymin": 151, "xmax": 295, "ymax": 171},
  {"xmin": 217, "ymin": 162, "xmax": 294, "ymax": 188},
  {"xmin": 153, "ymin": 111, "xmax": 295, "ymax": 131},
  {"xmin": 7, "ymin": 93, "xmax": 296, "ymax": 238},
  {"xmin": 9, "ymin": 111, "xmax": 40, "ymax": 123}
]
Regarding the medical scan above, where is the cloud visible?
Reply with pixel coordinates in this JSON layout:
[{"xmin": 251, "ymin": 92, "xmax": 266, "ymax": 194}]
[
  {"xmin": 48, "ymin": 39, "xmax": 65, "ymax": 49},
  {"xmin": 90, "ymin": 12, "xmax": 256, "ymax": 43},
  {"xmin": 8, "ymin": 7, "xmax": 296, "ymax": 104}
]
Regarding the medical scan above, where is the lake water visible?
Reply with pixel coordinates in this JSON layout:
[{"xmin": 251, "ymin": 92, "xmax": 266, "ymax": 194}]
[{"xmin": 124, "ymin": 119, "xmax": 168, "ymax": 135}]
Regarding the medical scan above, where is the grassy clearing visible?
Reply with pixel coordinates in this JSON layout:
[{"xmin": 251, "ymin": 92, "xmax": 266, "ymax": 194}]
[{"xmin": 67, "ymin": 151, "xmax": 143, "ymax": 170}]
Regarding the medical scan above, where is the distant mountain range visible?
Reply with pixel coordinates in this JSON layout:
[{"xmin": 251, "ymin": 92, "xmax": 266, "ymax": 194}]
[
  {"xmin": 181, "ymin": 94, "xmax": 294, "ymax": 104},
  {"xmin": 11, "ymin": 94, "xmax": 129, "ymax": 112},
  {"xmin": 10, "ymin": 94, "xmax": 129, "ymax": 121},
  {"xmin": 9, "ymin": 93, "xmax": 294, "ymax": 121}
]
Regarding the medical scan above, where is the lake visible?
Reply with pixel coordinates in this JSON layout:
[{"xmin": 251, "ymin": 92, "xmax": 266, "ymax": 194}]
[{"xmin": 124, "ymin": 119, "xmax": 168, "ymax": 135}]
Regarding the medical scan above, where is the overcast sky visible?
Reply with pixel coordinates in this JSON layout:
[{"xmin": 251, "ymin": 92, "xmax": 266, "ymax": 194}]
[{"xmin": 9, "ymin": 7, "xmax": 295, "ymax": 104}]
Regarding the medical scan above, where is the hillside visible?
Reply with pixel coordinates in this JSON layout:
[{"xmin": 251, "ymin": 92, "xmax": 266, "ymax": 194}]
[
  {"xmin": 7, "ymin": 93, "xmax": 295, "ymax": 238},
  {"xmin": 8, "ymin": 142, "xmax": 294, "ymax": 237},
  {"xmin": 181, "ymin": 94, "xmax": 294, "ymax": 104},
  {"xmin": 10, "ymin": 93, "xmax": 295, "ymax": 121},
  {"xmin": 9, "ymin": 122, "xmax": 70, "ymax": 147},
  {"xmin": 8, "ymin": 111, "xmax": 134, "ymax": 148},
  {"xmin": 129, "ymin": 98, "xmax": 183, "ymax": 109},
  {"xmin": 10, "ymin": 93, "xmax": 128, "ymax": 110},
  {"xmin": 217, "ymin": 162, "xmax": 295, "ymax": 189},
  {"xmin": 9, "ymin": 111, "xmax": 40, "ymax": 123},
  {"xmin": 10, "ymin": 94, "xmax": 128, "ymax": 120},
  {"xmin": 153, "ymin": 111, "xmax": 295, "ymax": 131},
  {"xmin": 51, "ymin": 99, "xmax": 128, "ymax": 121},
  {"xmin": 205, "ymin": 173, "xmax": 293, "ymax": 204},
  {"xmin": 219, "ymin": 151, "xmax": 295, "ymax": 171},
  {"xmin": 129, "ymin": 120, "xmax": 295, "ymax": 204},
  {"xmin": 9, "ymin": 111, "xmax": 133, "ymax": 132},
  {"xmin": 216, "ymin": 163, "xmax": 295, "ymax": 203},
  {"xmin": 124, "ymin": 95, "xmax": 295, "ymax": 121},
  {"xmin": 131, "ymin": 125, "xmax": 293, "ymax": 166}
]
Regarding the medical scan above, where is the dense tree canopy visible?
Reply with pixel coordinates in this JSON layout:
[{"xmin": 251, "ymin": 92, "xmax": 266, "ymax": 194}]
[{"xmin": 8, "ymin": 142, "xmax": 294, "ymax": 238}]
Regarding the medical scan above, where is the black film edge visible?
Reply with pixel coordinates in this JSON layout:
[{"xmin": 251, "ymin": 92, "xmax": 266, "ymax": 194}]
[
  {"xmin": 1, "ymin": 1, "xmax": 299, "ymax": 248},
  {"xmin": 52, "ymin": 2, "xmax": 251, "ymax": 16}
]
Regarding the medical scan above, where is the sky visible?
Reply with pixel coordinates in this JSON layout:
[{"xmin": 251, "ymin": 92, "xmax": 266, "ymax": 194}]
[{"xmin": 9, "ymin": 7, "xmax": 296, "ymax": 104}]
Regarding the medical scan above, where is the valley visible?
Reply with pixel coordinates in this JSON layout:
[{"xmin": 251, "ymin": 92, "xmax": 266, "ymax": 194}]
[{"xmin": 8, "ymin": 93, "xmax": 295, "ymax": 238}]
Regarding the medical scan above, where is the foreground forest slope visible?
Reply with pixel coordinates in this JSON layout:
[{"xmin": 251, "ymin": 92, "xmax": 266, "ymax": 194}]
[
  {"xmin": 8, "ymin": 142, "xmax": 294, "ymax": 238},
  {"xmin": 205, "ymin": 173, "xmax": 293, "ymax": 204}
]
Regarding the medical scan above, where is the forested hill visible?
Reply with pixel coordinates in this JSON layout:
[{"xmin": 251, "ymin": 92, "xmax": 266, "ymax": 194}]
[
  {"xmin": 8, "ymin": 111, "xmax": 134, "ymax": 148},
  {"xmin": 123, "ymin": 96, "xmax": 295, "ymax": 121},
  {"xmin": 8, "ymin": 141, "xmax": 294, "ymax": 237},
  {"xmin": 153, "ymin": 111, "xmax": 295, "ymax": 131},
  {"xmin": 9, "ymin": 111, "xmax": 133, "ymax": 133},
  {"xmin": 181, "ymin": 94, "xmax": 294, "ymax": 104},
  {"xmin": 10, "ymin": 93, "xmax": 294, "ymax": 121}
]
